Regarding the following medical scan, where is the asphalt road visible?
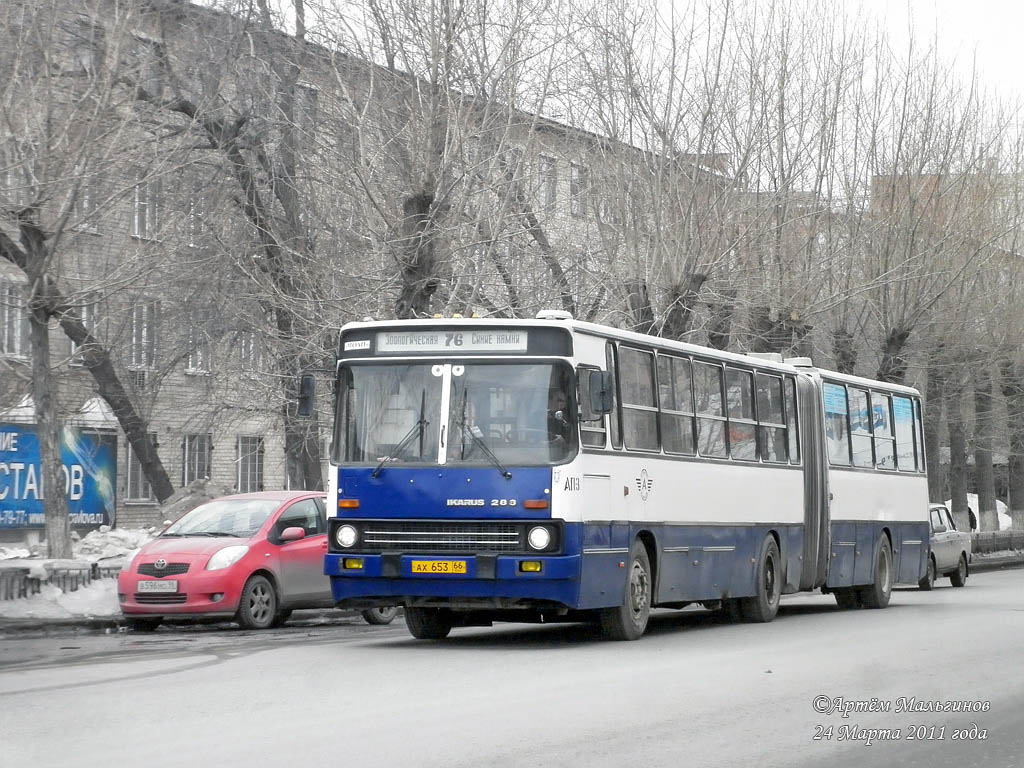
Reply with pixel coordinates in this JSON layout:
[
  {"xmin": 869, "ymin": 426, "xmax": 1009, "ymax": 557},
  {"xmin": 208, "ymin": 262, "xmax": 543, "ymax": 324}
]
[{"xmin": 2, "ymin": 570, "xmax": 1022, "ymax": 768}]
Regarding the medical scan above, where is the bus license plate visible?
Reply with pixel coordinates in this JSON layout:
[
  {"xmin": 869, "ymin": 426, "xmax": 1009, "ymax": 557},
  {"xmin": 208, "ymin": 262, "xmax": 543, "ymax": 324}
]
[
  {"xmin": 137, "ymin": 579, "xmax": 178, "ymax": 593},
  {"xmin": 410, "ymin": 560, "xmax": 467, "ymax": 575}
]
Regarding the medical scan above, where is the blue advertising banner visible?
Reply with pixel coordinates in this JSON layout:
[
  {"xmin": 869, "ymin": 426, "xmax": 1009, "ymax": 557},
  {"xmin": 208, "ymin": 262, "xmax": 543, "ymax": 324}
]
[{"xmin": 0, "ymin": 423, "xmax": 117, "ymax": 528}]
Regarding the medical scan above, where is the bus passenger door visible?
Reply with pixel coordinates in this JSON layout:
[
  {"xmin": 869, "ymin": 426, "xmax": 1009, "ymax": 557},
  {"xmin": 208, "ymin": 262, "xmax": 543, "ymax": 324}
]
[{"xmin": 797, "ymin": 374, "xmax": 829, "ymax": 590}]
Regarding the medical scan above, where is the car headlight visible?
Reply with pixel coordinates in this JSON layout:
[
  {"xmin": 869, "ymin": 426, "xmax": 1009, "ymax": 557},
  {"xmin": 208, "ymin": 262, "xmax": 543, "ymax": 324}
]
[
  {"xmin": 206, "ymin": 545, "xmax": 250, "ymax": 571},
  {"xmin": 527, "ymin": 526, "xmax": 551, "ymax": 551},
  {"xmin": 336, "ymin": 524, "xmax": 358, "ymax": 548}
]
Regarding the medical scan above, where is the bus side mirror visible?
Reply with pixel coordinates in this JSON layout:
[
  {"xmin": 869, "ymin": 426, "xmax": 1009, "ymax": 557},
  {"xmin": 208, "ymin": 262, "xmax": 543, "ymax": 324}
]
[
  {"xmin": 297, "ymin": 374, "xmax": 316, "ymax": 417},
  {"xmin": 589, "ymin": 370, "xmax": 613, "ymax": 414}
]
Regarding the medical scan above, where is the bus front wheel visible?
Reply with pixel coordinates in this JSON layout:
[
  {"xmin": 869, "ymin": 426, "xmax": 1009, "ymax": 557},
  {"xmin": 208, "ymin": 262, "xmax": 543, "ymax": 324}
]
[
  {"xmin": 599, "ymin": 540, "xmax": 652, "ymax": 641},
  {"xmin": 404, "ymin": 607, "xmax": 453, "ymax": 640}
]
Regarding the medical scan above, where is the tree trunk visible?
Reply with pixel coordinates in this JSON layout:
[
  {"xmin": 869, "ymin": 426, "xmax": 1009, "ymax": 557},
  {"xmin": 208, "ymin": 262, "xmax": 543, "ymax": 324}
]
[
  {"xmin": 876, "ymin": 326, "xmax": 911, "ymax": 384},
  {"xmin": 947, "ymin": 381, "xmax": 970, "ymax": 531},
  {"xmin": 973, "ymin": 366, "xmax": 997, "ymax": 531},
  {"xmin": 624, "ymin": 278, "xmax": 655, "ymax": 334},
  {"xmin": 660, "ymin": 273, "xmax": 706, "ymax": 341},
  {"xmin": 705, "ymin": 292, "xmax": 735, "ymax": 351},
  {"xmin": 29, "ymin": 301, "xmax": 72, "ymax": 558},
  {"xmin": 395, "ymin": 191, "xmax": 443, "ymax": 319},
  {"xmin": 831, "ymin": 327, "xmax": 857, "ymax": 375},
  {"xmin": 924, "ymin": 349, "xmax": 946, "ymax": 503},
  {"xmin": 999, "ymin": 356, "xmax": 1024, "ymax": 530},
  {"xmin": 2, "ymin": 230, "xmax": 176, "ymax": 503}
]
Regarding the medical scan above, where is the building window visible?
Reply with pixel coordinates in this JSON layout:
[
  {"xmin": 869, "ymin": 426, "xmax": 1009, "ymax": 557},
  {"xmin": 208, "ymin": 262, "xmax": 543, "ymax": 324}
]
[
  {"xmin": 182, "ymin": 434, "xmax": 212, "ymax": 486},
  {"xmin": 237, "ymin": 436, "xmax": 264, "ymax": 492},
  {"xmin": 538, "ymin": 155, "xmax": 557, "ymax": 208},
  {"xmin": 570, "ymin": 163, "xmax": 587, "ymax": 217},
  {"xmin": 70, "ymin": 296, "xmax": 98, "ymax": 366},
  {"xmin": 126, "ymin": 434, "xmax": 156, "ymax": 501},
  {"xmin": 186, "ymin": 191, "xmax": 204, "ymax": 247},
  {"xmin": 1, "ymin": 281, "xmax": 29, "ymax": 359},
  {"xmin": 186, "ymin": 318, "xmax": 212, "ymax": 374},
  {"xmin": 131, "ymin": 177, "xmax": 160, "ymax": 239},
  {"xmin": 134, "ymin": 37, "xmax": 164, "ymax": 97},
  {"xmin": 129, "ymin": 299, "xmax": 157, "ymax": 369},
  {"xmin": 295, "ymin": 83, "xmax": 319, "ymax": 149},
  {"xmin": 239, "ymin": 330, "xmax": 261, "ymax": 372}
]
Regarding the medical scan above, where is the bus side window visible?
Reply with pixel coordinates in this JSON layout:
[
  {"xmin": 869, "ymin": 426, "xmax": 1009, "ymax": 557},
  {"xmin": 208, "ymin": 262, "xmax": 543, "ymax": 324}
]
[
  {"xmin": 578, "ymin": 366, "xmax": 608, "ymax": 448},
  {"xmin": 658, "ymin": 355, "xmax": 696, "ymax": 455},
  {"xmin": 605, "ymin": 342, "xmax": 622, "ymax": 449},
  {"xmin": 619, "ymin": 347, "xmax": 659, "ymax": 451},
  {"xmin": 872, "ymin": 392, "xmax": 895, "ymax": 469},
  {"xmin": 914, "ymin": 399, "xmax": 926, "ymax": 473},
  {"xmin": 725, "ymin": 368, "xmax": 757, "ymax": 461},
  {"xmin": 785, "ymin": 377, "xmax": 800, "ymax": 463},
  {"xmin": 755, "ymin": 373, "xmax": 786, "ymax": 463},
  {"xmin": 823, "ymin": 382, "xmax": 851, "ymax": 465},
  {"xmin": 694, "ymin": 362, "xmax": 727, "ymax": 458},
  {"xmin": 892, "ymin": 396, "xmax": 915, "ymax": 471},
  {"xmin": 848, "ymin": 387, "xmax": 873, "ymax": 468}
]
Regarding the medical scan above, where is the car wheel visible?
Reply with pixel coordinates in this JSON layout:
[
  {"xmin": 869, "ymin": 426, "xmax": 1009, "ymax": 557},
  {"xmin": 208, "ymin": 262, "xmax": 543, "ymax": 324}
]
[
  {"xmin": 125, "ymin": 617, "xmax": 161, "ymax": 632},
  {"xmin": 361, "ymin": 606, "xmax": 399, "ymax": 625},
  {"xmin": 270, "ymin": 609, "xmax": 293, "ymax": 628},
  {"xmin": 599, "ymin": 539, "xmax": 652, "ymax": 640},
  {"xmin": 859, "ymin": 535, "xmax": 893, "ymax": 609},
  {"xmin": 404, "ymin": 607, "xmax": 454, "ymax": 639},
  {"xmin": 237, "ymin": 575, "xmax": 278, "ymax": 630},
  {"xmin": 918, "ymin": 556, "xmax": 936, "ymax": 591},
  {"xmin": 950, "ymin": 554, "xmax": 968, "ymax": 587},
  {"xmin": 739, "ymin": 536, "xmax": 781, "ymax": 622},
  {"xmin": 833, "ymin": 589, "xmax": 861, "ymax": 609}
]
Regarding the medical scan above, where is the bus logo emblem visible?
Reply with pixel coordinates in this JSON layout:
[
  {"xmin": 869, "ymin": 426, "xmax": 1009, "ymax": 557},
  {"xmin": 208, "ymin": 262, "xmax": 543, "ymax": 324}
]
[{"xmin": 636, "ymin": 470, "xmax": 653, "ymax": 501}]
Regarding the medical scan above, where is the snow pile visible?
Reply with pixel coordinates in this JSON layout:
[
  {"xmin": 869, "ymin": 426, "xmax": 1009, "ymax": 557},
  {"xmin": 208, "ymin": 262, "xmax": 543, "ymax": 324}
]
[
  {"xmin": 944, "ymin": 494, "xmax": 1012, "ymax": 531},
  {"xmin": 0, "ymin": 545, "xmax": 31, "ymax": 561},
  {"xmin": 0, "ymin": 526, "xmax": 154, "ymax": 620},
  {"xmin": 74, "ymin": 526, "xmax": 154, "ymax": 568},
  {"xmin": 0, "ymin": 581, "xmax": 120, "ymax": 620}
]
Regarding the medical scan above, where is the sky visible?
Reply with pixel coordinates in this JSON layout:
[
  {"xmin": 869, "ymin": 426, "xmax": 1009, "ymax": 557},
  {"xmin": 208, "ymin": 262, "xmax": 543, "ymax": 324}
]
[{"xmin": 879, "ymin": 0, "xmax": 1024, "ymax": 101}]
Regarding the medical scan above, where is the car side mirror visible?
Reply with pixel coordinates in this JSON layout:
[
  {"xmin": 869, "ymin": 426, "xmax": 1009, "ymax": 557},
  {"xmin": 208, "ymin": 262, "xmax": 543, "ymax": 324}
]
[
  {"xmin": 281, "ymin": 526, "xmax": 306, "ymax": 542},
  {"xmin": 589, "ymin": 370, "xmax": 613, "ymax": 414},
  {"xmin": 297, "ymin": 374, "xmax": 315, "ymax": 417}
]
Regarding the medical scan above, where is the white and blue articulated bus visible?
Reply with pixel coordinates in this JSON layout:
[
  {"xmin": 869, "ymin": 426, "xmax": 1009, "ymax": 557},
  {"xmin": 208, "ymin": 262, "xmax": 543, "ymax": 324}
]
[{"xmin": 324, "ymin": 311, "xmax": 929, "ymax": 640}]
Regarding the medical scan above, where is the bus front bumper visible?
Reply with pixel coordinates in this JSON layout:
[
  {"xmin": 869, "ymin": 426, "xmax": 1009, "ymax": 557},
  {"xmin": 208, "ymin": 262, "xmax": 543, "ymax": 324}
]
[{"xmin": 325, "ymin": 552, "xmax": 581, "ymax": 608}]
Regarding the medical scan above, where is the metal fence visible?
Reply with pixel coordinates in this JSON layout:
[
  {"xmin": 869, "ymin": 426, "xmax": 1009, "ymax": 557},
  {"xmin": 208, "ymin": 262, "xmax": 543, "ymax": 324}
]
[
  {"xmin": 971, "ymin": 530, "xmax": 1024, "ymax": 554},
  {"xmin": 0, "ymin": 563, "xmax": 122, "ymax": 601}
]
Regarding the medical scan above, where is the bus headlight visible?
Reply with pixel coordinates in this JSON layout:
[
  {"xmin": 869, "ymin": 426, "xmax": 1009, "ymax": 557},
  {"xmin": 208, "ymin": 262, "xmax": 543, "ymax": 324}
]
[
  {"xmin": 527, "ymin": 526, "xmax": 551, "ymax": 551},
  {"xmin": 336, "ymin": 524, "xmax": 358, "ymax": 548}
]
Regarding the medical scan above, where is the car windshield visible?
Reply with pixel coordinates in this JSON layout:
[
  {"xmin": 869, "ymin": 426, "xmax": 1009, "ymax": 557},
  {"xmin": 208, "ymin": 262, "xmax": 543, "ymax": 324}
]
[
  {"xmin": 334, "ymin": 361, "xmax": 577, "ymax": 466},
  {"xmin": 162, "ymin": 499, "xmax": 281, "ymax": 538}
]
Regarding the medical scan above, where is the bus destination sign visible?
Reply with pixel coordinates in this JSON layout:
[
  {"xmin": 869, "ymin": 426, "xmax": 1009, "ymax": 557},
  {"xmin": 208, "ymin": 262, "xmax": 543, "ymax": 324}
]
[{"xmin": 376, "ymin": 330, "xmax": 529, "ymax": 353}]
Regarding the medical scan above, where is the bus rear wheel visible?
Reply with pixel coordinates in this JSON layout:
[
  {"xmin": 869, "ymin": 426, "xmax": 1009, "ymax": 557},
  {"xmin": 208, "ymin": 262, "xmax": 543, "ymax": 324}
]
[
  {"xmin": 404, "ymin": 607, "xmax": 453, "ymax": 640},
  {"xmin": 599, "ymin": 540, "xmax": 651, "ymax": 640},
  {"xmin": 859, "ymin": 535, "xmax": 893, "ymax": 609},
  {"xmin": 740, "ymin": 536, "xmax": 781, "ymax": 623}
]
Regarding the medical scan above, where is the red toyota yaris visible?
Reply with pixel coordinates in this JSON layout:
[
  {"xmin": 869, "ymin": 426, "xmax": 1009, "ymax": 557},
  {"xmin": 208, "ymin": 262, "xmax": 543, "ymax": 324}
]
[{"xmin": 117, "ymin": 491, "xmax": 396, "ymax": 631}]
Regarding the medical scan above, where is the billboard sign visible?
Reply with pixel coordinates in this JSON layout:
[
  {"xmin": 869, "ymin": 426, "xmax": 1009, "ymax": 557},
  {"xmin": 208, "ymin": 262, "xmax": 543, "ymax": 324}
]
[{"xmin": 0, "ymin": 423, "xmax": 117, "ymax": 528}]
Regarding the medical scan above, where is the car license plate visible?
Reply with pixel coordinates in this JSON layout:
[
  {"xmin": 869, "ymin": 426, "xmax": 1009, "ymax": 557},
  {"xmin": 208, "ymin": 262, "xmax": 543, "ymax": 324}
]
[
  {"xmin": 137, "ymin": 579, "xmax": 178, "ymax": 593},
  {"xmin": 410, "ymin": 560, "xmax": 467, "ymax": 575}
]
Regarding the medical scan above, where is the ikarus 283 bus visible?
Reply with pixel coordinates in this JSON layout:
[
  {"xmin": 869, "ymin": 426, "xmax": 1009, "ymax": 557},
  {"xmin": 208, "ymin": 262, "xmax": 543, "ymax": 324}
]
[{"xmin": 323, "ymin": 311, "xmax": 929, "ymax": 640}]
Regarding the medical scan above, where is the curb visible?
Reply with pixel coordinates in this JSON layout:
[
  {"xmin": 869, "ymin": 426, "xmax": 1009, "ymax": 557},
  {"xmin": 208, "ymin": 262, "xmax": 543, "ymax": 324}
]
[
  {"xmin": 0, "ymin": 608, "xmax": 370, "ymax": 636},
  {"xmin": 969, "ymin": 553, "xmax": 1024, "ymax": 573}
]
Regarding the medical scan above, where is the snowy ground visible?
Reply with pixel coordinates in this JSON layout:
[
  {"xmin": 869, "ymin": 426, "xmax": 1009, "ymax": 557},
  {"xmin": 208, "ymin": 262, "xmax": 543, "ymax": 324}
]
[{"xmin": 0, "ymin": 527, "xmax": 153, "ymax": 620}]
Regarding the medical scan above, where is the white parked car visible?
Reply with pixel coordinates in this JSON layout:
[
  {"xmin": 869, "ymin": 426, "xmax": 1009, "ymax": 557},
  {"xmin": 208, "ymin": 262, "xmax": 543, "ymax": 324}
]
[{"xmin": 919, "ymin": 503, "xmax": 971, "ymax": 590}]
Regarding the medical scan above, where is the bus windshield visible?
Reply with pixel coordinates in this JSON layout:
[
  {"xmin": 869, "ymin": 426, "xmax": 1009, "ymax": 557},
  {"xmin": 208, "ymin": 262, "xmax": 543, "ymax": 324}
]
[{"xmin": 333, "ymin": 362, "xmax": 576, "ymax": 467}]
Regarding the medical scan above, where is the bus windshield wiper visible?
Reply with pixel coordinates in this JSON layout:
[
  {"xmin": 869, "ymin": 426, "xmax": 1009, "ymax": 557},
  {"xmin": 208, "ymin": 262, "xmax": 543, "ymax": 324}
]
[
  {"xmin": 457, "ymin": 388, "xmax": 511, "ymax": 479},
  {"xmin": 371, "ymin": 393, "xmax": 428, "ymax": 478}
]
